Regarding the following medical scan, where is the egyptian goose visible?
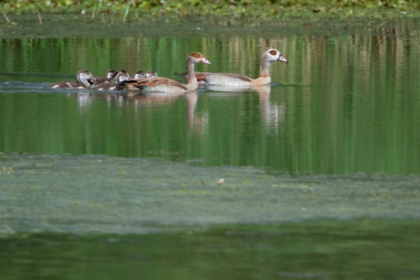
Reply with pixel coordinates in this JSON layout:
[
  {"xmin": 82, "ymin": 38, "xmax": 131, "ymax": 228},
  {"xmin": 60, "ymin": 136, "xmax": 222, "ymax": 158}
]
[
  {"xmin": 133, "ymin": 70, "xmax": 158, "ymax": 79},
  {"xmin": 95, "ymin": 69, "xmax": 116, "ymax": 84},
  {"xmin": 133, "ymin": 71, "xmax": 146, "ymax": 79},
  {"xmin": 48, "ymin": 70, "xmax": 96, "ymax": 89},
  {"xmin": 94, "ymin": 70, "xmax": 130, "ymax": 90},
  {"xmin": 180, "ymin": 49, "xmax": 287, "ymax": 86},
  {"xmin": 110, "ymin": 70, "xmax": 130, "ymax": 83},
  {"xmin": 145, "ymin": 70, "xmax": 158, "ymax": 78},
  {"xmin": 121, "ymin": 52, "xmax": 210, "ymax": 93}
]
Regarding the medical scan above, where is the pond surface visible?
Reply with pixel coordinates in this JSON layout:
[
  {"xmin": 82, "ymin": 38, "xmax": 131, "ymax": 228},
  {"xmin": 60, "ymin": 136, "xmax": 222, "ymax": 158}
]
[
  {"xmin": 1, "ymin": 14, "xmax": 420, "ymax": 279},
  {"xmin": 1, "ymin": 16, "xmax": 420, "ymax": 175}
]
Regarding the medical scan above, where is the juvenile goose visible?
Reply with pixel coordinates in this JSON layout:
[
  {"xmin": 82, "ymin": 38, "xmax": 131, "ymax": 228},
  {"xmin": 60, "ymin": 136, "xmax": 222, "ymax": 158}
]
[
  {"xmin": 145, "ymin": 70, "xmax": 158, "ymax": 78},
  {"xmin": 121, "ymin": 52, "xmax": 210, "ymax": 93},
  {"xmin": 181, "ymin": 49, "xmax": 287, "ymax": 86},
  {"xmin": 94, "ymin": 70, "xmax": 130, "ymax": 90},
  {"xmin": 109, "ymin": 70, "xmax": 130, "ymax": 83},
  {"xmin": 94, "ymin": 69, "xmax": 116, "ymax": 84},
  {"xmin": 48, "ymin": 70, "xmax": 96, "ymax": 89},
  {"xmin": 133, "ymin": 71, "xmax": 146, "ymax": 79},
  {"xmin": 133, "ymin": 70, "xmax": 158, "ymax": 79}
]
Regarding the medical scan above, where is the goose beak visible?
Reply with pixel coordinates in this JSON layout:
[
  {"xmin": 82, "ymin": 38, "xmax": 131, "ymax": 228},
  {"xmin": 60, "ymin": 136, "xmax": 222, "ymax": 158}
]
[
  {"xmin": 201, "ymin": 57, "xmax": 211, "ymax": 64},
  {"xmin": 278, "ymin": 55, "xmax": 288, "ymax": 63}
]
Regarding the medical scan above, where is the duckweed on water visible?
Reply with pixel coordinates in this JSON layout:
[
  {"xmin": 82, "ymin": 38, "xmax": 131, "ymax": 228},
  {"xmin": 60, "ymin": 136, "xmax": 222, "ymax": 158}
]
[{"xmin": 1, "ymin": 153, "xmax": 419, "ymax": 234}]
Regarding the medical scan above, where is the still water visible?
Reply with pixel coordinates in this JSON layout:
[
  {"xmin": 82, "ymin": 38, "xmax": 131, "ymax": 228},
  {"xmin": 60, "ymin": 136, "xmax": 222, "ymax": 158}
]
[
  {"xmin": 1, "ymin": 17, "xmax": 420, "ymax": 175},
  {"xmin": 1, "ymin": 15, "xmax": 420, "ymax": 279}
]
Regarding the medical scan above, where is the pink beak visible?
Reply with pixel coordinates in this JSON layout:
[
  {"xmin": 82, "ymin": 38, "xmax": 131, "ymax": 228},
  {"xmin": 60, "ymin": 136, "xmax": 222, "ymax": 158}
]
[
  {"xmin": 278, "ymin": 55, "xmax": 288, "ymax": 63},
  {"xmin": 201, "ymin": 57, "xmax": 211, "ymax": 64}
]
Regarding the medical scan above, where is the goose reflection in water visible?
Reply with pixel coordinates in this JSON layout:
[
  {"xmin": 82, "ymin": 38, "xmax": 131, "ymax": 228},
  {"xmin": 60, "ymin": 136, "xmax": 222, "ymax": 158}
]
[
  {"xmin": 186, "ymin": 91, "xmax": 209, "ymax": 136},
  {"xmin": 76, "ymin": 91, "xmax": 96, "ymax": 111},
  {"xmin": 75, "ymin": 90, "xmax": 188, "ymax": 110},
  {"xmin": 119, "ymin": 91, "xmax": 208, "ymax": 135},
  {"xmin": 74, "ymin": 84, "xmax": 284, "ymax": 137},
  {"xmin": 256, "ymin": 85, "xmax": 286, "ymax": 132},
  {"xmin": 202, "ymin": 85, "xmax": 286, "ymax": 132},
  {"xmin": 126, "ymin": 91, "xmax": 186, "ymax": 110}
]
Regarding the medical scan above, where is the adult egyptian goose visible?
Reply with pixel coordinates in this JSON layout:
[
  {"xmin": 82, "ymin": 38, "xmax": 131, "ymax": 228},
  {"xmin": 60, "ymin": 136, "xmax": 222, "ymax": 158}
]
[
  {"xmin": 48, "ymin": 70, "xmax": 96, "ymax": 89},
  {"xmin": 182, "ymin": 49, "xmax": 287, "ymax": 86},
  {"xmin": 94, "ymin": 70, "xmax": 130, "ymax": 90},
  {"xmin": 121, "ymin": 52, "xmax": 210, "ymax": 93}
]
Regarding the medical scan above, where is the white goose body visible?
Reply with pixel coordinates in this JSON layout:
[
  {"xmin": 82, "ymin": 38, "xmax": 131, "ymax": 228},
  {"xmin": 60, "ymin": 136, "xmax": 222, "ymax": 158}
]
[
  {"xmin": 199, "ymin": 72, "xmax": 255, "ymax": 86},
  {"xmin": 194, "ymin": 49, "xmax": 287, "ymax": 86}
]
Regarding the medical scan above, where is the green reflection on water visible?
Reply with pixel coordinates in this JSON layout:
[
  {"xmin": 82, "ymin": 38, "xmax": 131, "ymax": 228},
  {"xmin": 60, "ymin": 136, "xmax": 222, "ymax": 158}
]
[
  {"xmin": 1, "ymin": 18, "xmax": 420, "ymax": 175},
  {"xmin": 0, "ymin": 79, "xmax": 419, "ymax": 174},
  {"xmin": 1, "ymin": 220, "xmax": 419, "ymax": 280}
]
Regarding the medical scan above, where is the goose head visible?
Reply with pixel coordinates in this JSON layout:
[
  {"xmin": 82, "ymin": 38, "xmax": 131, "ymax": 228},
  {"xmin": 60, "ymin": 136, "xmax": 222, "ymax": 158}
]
[
  {"xmin": 188, "ymin": 52, "xmax": 211, "ymax": 65},
  {"xmin": 77, "ymin": 70, "xmax": 96, "ymax": 88},
  {"xmin": 113, "ymin": 70, "xmax": 130, "ymax": 82},
  {"xmin": 264, "ymin": 49, "xmax": 288, "ymax": 64},
  {"xmin": 106, "ymin": 69, "xmax": 117, "ymax": 80},
  {"xmin": 146, "ymin": 70, "xmax": 158, "ymax": 78},
  {"xmin": 132, "ymin": 70, "xmax": 158, "ymax": 79},
  {"xmin": 133, "ymin": 71, "xmax": 146, "ymax": 79}
]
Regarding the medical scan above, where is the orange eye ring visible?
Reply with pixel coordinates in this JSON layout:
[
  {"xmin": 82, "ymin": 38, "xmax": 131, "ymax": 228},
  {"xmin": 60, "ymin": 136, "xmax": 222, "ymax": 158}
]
[{"xmin": 192, "ymin": 52, "xmax": 201, "ymax": 58}]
